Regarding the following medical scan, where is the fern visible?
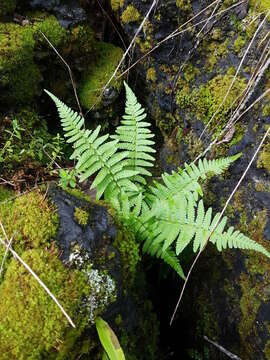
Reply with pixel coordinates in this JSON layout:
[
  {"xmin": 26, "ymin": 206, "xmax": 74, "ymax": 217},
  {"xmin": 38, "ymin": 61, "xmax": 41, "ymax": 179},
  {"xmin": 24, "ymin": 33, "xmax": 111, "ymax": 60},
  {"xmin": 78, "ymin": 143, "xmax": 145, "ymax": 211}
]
[
  {"xmin": 112, "ymin": 82, "xmax": 155, "ymax": 186},
  {"xmin": 46, "ymin": 84, "xmax": 270, "ymax": 281},
  {"xmin": 44, "ymin": 90, "xmax": 138, "ymax": 201}
]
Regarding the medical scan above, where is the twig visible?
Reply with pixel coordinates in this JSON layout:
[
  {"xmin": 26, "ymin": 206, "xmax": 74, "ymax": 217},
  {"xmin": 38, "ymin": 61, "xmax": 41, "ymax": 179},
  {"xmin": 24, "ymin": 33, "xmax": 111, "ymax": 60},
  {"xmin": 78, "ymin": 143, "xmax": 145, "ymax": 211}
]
[
  {"xmin": 170, "ymin": 125, "xmax": 270, "ymax": 325},
  {"xmin": 0, "ymin": 220, "xmax": 76, "ymax": 328},
  {"xmin": 200, "ymin": 10, "xmax": 270, "ymax": 139},
  {"xmin": 0, "ymin": 234, "xmax": 14, "ymax": 277},
  {"xmin": 39, "ymin": 30, "xmax": 83, "ymax": 117},
  {"xmin": 204, "ymin": 336, "xmax": 242, "ymax": 360},
  {"xmin": 117, "ymin": 1, "xmax": 245, "ymax": 79},
  {"xmin": 85, "ymin": 0, "xmax": 158, "ymax": 116}
]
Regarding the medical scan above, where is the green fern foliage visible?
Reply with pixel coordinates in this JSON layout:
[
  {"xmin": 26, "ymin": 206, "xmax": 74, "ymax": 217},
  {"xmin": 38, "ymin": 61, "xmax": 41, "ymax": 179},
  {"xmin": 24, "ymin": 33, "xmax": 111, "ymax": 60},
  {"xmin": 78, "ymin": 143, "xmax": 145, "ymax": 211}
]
[
  {"xmin": 45, "ymin": 90, "xmax": 138, "ymax": 200},
  {"xmin": 46, "ymin": 84, "xmax": 270, "ymax": 281},
  {"xmin": 112, "ymin": 82, "xmax": 155, "ymax": 186}
]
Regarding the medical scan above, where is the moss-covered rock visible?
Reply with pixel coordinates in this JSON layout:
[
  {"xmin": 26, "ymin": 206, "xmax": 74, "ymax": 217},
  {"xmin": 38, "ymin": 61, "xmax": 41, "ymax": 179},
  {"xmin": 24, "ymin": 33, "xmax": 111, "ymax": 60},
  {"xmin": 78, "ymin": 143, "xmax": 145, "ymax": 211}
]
[
  {"xmin": 0, "ymin": 247, "xmax": 89, "ymax": 360},
  {"xmin": 79, "ymin": 41, "xmax": 123, "ymax": 109}
]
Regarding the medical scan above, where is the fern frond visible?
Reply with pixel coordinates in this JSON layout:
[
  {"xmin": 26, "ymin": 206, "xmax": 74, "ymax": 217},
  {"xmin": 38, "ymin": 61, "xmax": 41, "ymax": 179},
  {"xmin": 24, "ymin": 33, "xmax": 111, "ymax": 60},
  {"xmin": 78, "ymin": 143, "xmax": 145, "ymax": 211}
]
[
  {"xmin": 149, "ymin": 154, "xmax": 241, "ymax": 203},
  {"xmin": 148, "ymin": 196, "xmax": 270, "ymax": 259},
  {"xmin": 112, "ymin": 82, "xmax": 155, "ymax": 185},
  {"xmin": 45, "ymin": 90, "xmax": 138, "ymax": 200}
]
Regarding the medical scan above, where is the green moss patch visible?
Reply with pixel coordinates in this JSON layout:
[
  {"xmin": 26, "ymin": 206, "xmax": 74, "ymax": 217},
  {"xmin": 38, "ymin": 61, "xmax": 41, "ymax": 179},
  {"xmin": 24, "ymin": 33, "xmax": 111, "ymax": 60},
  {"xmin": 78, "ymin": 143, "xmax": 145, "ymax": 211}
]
[
  {"xmin": 0, "ymin": 247, "xmax": 88, "ymax": 359},
  {"xmin": 74, "ymin": 207, "xmax": 89, "ymax": 226},
  {"xmin": 176, "ymin": 70, "xmax": 247, "ymax": 138},
  {"xmin": 257, "ymin": 142, "xmax": 270, "ymax": 173},
  {"xmin": 79, "ymin": 42, "xmax": 123, "ymax": 109}
]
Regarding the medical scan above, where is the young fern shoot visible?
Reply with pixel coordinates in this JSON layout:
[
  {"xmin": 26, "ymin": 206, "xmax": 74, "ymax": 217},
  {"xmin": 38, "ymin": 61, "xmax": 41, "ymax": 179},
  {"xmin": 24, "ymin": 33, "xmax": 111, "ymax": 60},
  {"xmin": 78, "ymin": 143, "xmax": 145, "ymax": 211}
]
[{"xmin": 46, "ymin": 83, "xmax": 270, "ymax": 280}]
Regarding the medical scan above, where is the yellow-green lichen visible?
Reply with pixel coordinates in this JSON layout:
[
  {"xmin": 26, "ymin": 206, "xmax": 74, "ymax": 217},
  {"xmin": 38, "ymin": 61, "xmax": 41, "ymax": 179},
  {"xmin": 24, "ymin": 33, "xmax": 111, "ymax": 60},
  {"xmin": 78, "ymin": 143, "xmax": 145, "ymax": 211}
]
[
  {"xmin": 111, "ymin": 0, "xmax": 125, "ymax": 11},
  {"xmin": 79, "ymin": 41, "xmax": 123, "ymax": 109},
  {"xmin": 121, "ymin": 4, "xmax": 140, "ymax": 24},
  {"xmin": 146, "ymin": 67, "xmax": 157, "ymax": 82},
  {"xmin": 257, "ymin": 142, "xmax": 270, "ymax": 173},
  {"xmin": 0, "ymin": 247, "xmax": 89, "ymax": 359},
  {"xmin": 74, "ymin": 207, "xmax": 89, "ymax": 226},
  {"xmin": 176, "ymin": 0, "xmax": 192, "ymax": 12}
]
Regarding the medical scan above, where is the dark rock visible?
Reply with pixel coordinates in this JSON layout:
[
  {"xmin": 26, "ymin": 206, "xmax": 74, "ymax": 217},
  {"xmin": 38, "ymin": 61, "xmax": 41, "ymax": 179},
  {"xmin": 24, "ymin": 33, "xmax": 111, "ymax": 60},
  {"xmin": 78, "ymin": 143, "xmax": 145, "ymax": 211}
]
[{"xmin": 29, "ymin": 0, "xmax": 86, "ymax": 27}]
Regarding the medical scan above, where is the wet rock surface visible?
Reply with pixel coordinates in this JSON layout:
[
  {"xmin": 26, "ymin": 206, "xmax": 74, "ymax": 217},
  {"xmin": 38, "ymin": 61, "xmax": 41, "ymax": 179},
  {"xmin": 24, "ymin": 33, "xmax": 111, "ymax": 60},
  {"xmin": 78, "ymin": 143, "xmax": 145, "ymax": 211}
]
[{"xmin": 112, "ymin": 1, "xmax": 270, "ymax": 358}]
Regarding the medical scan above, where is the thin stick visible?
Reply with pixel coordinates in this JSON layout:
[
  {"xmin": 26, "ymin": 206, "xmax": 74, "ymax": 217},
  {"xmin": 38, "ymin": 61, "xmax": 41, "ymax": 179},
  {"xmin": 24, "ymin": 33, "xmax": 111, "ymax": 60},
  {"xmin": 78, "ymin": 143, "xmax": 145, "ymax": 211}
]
[
  {"xmin": 0, "ymin": 221, "xmax": 76, "ymax": 328},
  {"xmin": 170, "ymin": 125, "xmax": 270, "ymax": 325},
  {"xmin": 0, "ymin": 234, "xmax": 14, "ymax": 277},
  {"xmin": 200, "ymin": 10, "xmax": 270, "ymax": 139},
  {"xmin": 84, "ymin": 0, "xmax": 157, "ymax": 116},
  {"xmin": 117, "ymin": 1, "xmax": 245, "ymax": 79},
  {"xmin": 39, "ymin": 31, "xmax": 83, "ymax": 117},
  {"xmin": 204, "ymin": 336, "xmax": 242, "ymax": 360}
]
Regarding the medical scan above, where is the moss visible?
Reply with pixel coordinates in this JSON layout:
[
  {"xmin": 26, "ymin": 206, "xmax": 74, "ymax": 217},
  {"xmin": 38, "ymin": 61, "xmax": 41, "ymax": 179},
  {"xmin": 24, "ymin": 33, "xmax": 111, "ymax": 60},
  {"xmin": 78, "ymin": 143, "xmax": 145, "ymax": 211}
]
[
  {"xmin": 114, "ymin": 224, "xmax": 140, "ymax": 288},
  {"xmin": 121, "ymin": 4, "xmax": 140, "ymax": 24},
  {"xmin": 250, "ymin": 0, "xmax": 270, "ymax": 15},
  {"xmin": 264, "ymin": 340, "xmax": 270, "ymax": 359},
  {"xmin": 176, "ymin": 70, "xmax": 247, "ymax": 138},
  {"xmin": 0, "ymin": 190, "xmax": 58, "ymax": 256},
  {"xmin": 257, "ymin": 142, "xmax": 270, "ymax": 173},
  {"xmin": 74, "ymin": 207, "xmax": 89, "ymax": 226},
  {"xmin": 183, "ymin": 130, "xmax": 204, "ymax": 160},
  {"xmin": 31, "ymin": 13, "xmax": 66, "ymax": 47},
  {"xmin": 205, "ymin": 39, "xmax": 229, "ymax": 71},
  {"xmin": 79, "ymin": 41, "xmax": 123, "ymax": 109},
  {"xmin": 0, "ymin": 22, "xmax": 40, "ymax": 104},
  {"xmin": 146, "ymin": 67, "xmax": 157, "ymax": 82},
  {"xmin": 0, "ymin": 247, "xmax": 89, "ymax": 359},
  {"xmin": 233, "ymin": 34, "xmax": 246, "ymax": 54},
  {"xmin": 176, "ymin": 0, "xmax": 192, "ymax": 12},
  {"xmin": 0, "ymin": 185, "xmax": 13, "ymax": 202},
  {"xmin": 183, "ymin": 62, "xmax": 200, "ymax": 83},
  {"xmin": 262, "ymin": 103, "xmax": 270, "ymax": 117},
  {"xmin": 69, "ymin": 24, "xmax": 94, "ymax": 58},
  {"xmin": 64, "ymin": 187, "xmax": 92, "ymax": 202},
  {"xmin": 0, "ymin": 0, "xmax": 16, "ymax": 16}
]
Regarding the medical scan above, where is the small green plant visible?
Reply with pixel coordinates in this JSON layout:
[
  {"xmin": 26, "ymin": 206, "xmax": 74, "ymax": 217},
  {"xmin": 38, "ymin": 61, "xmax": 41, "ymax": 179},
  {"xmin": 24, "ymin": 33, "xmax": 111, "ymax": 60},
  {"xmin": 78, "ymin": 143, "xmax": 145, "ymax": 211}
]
[
  {"xmin": 46, "ymin": 83, "xmax": 270, "ymax": 279},
  {"xmin": 0, "ymin": 118, "xmax": 24, "ymax": 164},
  {"xmin": 96, "ymin": 317, "xmax": 126, "ymax": 360},
  {"xmin": 59, "ymin": 168, "xmax": 77, "ymax": 189}
]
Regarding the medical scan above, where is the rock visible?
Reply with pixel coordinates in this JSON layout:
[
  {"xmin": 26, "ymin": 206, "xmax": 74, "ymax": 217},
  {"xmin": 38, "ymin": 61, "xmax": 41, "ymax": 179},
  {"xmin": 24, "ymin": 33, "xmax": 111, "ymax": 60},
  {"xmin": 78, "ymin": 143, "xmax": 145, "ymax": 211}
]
[
  {"xmin": 112, "ymin": 0, "xmax": 270, "ymax": 358},
  {"xmin": 29, "ymin": 0, "xmax": 86, "ymax": 28}
]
